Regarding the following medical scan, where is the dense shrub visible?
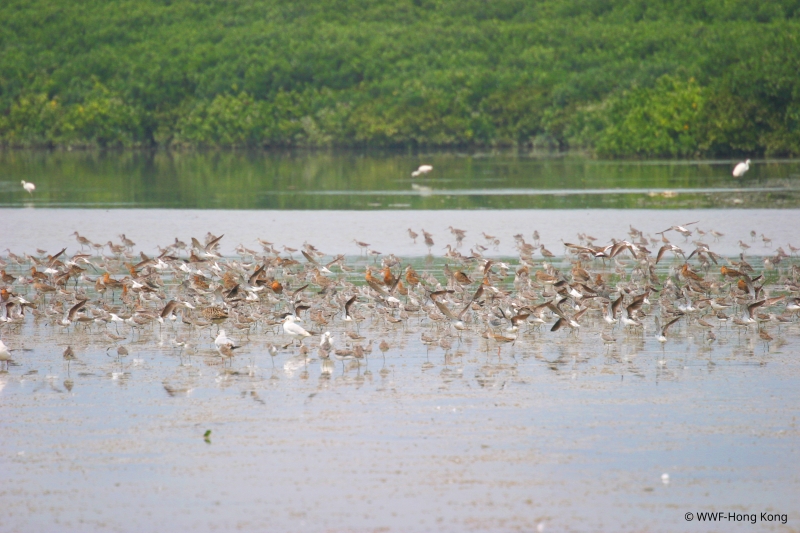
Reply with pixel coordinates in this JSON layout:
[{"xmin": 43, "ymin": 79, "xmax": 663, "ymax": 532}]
[{"xmin": 1, "ymin": 0, "xmax": 798, "ymax": 155}]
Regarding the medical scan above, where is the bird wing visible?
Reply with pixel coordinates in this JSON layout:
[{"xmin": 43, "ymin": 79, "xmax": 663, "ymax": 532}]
[
  {"xmin": 47, "ymin": 248, "xmax": 68, "ymax": 268},
  {"xmin": 626, "ymin": 294, "xmax": 646, "ymax": 318},
  {"xmin": 661, "ymin": 316, "xmax": 681, "ymax": 335},
  {"xmin": 248, "ymin": 264, "xmax": 266, "ymax": 286},
  {"xmin": 572, "ymin": 307, "xmax": 589, "ymax": 323},
  {"xmin": 367, "ymin": 280, "xmax": 389, "ymax": 298},
  {"xmin": 388, "ymin": 270, "xmax": 402, "ymax": 294},
  {"xmin": 344, "ymin": 295, "xmax": 356, "ymax": 317},
  {"xmin": 469, "ymin": 285, "xmax": 484, "ymax": 304},
  {"xmin": 204, "ymin": 234, "xmax": 224, "ymax": 252},
  {"xmin": 66, "ymin": 299, "xmax": 88, "ymax": 320},
  {"xmin": 134, "ymin": 252, "xmax": 154, "ymax": 270},
  {"xmin": 302, "ymin": 250, "xmax": 320, "ymax": 266},
  {"xmin": 160, "ymin": 300, "xmax": 178, "ymax": 318},
  {"xmin": 764, "ymin": 295, "xmax": 785, "ymax": 307},
  {"xmin": 290, "ymin": 284, "xmax": 309, "ymax": 299},
  {"xmin": 434, "ymin": 300, "xmax": 458, "ymax": 321},
  {"xmin": 546, "ymin": 302, "xmax": 570, "ymax": 322},
  {"xmin": 610, "ymin": 295, "xmax": 623, "ymax": 317},
  {"xmin": 510, "ymin": 313, "xmax": 530, "ymax": 326},
  {"xmin": 456, "ymin": 300, "xmax": 473, "ymax": 320},
  {"xmin": 747, "ymin": 299, "xmax": 766, "ymax": 318}
]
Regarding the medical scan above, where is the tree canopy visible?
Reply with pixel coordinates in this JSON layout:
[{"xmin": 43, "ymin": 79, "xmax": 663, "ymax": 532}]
[{"xmin": 1, "ymin": 0, "xmax": 799, "ymax": 155}]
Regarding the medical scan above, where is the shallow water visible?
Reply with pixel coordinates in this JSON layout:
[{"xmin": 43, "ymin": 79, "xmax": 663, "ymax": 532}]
[
  {"xmin": 3, "ymin": 207, "xmax": 799, "ymax": 258},
  {"xmin": 2, "ymin": 207, "xmax": 800, "ymax": 532},
  {"xmin": 1, "ymin": 151, "xmax": 800, "ymax": 209}
]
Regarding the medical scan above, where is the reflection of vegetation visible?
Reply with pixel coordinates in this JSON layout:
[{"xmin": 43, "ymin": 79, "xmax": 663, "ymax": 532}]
[
  {"xmin": 1, "ymin": 151, "xmax": 798, "ymax": 209},
  {"xmin": 1, "ymin": 0, "xmax": 799, "ymax": 156}
]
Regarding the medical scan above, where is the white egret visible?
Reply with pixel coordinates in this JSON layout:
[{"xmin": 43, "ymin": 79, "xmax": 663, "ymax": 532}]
[
  {"xmin": 411, "ymin": 164, "xmax": 433, "ymax": 177},
  {"xmin": 732, "ymin": 159, "xmax": 750, "ymax": 177},
  {"xmin": 21, "ymin": 180, "xmax": 36, "ymax": 194}
]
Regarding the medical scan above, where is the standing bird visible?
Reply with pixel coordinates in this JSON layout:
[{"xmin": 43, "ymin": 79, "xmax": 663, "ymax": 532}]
[
  {"xmin": 21, "ymin": 180, "xmax": 36, "ymax": 194},
  {"xmin": 214, "ymin": 330, "xmax": 239, "ymax": 362},
  {"xmin": 319, "ymin": 332, "xmax": 334, "ymax": 354},
  {"xmin": 732, "ymin": 159, "xmax": 750, "ymax": 178},
  {"xmin": 411, "ymin": 165, "xmax": 433, "ymax": 177},
  {"xmin": 0, "ymin": 338, "xmax": 12, "ymax": 369},
  {"xmin": 63, "ymin": 346, "xmax": 77, "ymax": 370},
  {"xmin": 283, "ymin": 315, "xmax": 312, "ymax": 346}
]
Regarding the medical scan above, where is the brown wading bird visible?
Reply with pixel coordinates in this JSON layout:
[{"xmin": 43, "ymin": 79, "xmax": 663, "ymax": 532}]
[{"xmin": 0, "ymin": 220, "xmax": 795, "ymax": 404}]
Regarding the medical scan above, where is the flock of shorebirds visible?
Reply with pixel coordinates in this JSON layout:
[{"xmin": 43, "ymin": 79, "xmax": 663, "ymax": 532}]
[{"xmin": 1, "ymin": 219, "xmax": 799, "ymax": 377}]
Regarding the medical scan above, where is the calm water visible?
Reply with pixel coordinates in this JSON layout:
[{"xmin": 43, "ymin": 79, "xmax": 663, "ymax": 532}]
[
  {"xmin": 1, "ymin": 151, "xmax": 799, "ymax": 532},
  {"xmin": 1, "ymin": 150, "xmax": 800, "ymax": 209}
]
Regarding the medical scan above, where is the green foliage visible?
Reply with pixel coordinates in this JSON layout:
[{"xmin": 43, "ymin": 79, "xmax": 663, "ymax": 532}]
[
  {"xmin": 582, "ymin": 76, "xmax": 706, "ymax": 157},
  {"xmin": 1, "ymin": 83, "xmax": 142, "ymax": 147},
  {"xmin": 1, "ymin": 0, "xmax": 799, "ymax": 155}
]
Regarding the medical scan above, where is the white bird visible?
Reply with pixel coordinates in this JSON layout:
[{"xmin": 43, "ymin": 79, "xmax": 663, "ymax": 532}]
[
  {"xmin": 0, "ymin": 338, "xmax": 12, "ymax": 368},
  {"xmin": 21, "ymin": 180, "xmax": 36, "ymax": 194},
  {"xmin": 214, "ymin": 329, "xmax": 239, "ymax": 360},
  {"xmin": 411, "ymin": 164, "xmax": 433, "ymax": 177},
  {"xmin": 283, "ymin": 315, "xmax": 312, "ymax": 345},
  {"xmin": 214, "ymin": 329, "xmax": 236, "ymax": 350},
  {"xmin": 320, "ymin": 331, "xmax": 334, "ymax": 352},
  {"xmin": 732, "ymin": 159, "xmax": 750, "ymax": 177}
]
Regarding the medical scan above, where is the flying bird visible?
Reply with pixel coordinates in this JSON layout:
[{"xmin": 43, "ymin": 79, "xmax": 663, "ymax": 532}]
[{"xmin": 411, "ymin": 165, "xmax": 433, "ymax": 177}]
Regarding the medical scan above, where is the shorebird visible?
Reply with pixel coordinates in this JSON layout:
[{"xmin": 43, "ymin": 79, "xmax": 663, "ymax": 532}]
[
  {"xmin": 732, "ymin": 159, "xmax": 751, "ymax": 177},
  {"xmin": 448, "ymin": 226, "xmax": 466, "ymax": 247},
  {"xmin": 71, "ymin": 232, "xmax": 92, "ymax": 250},
  {"xmin": 743, "ymin": 300, "xmax": 766, "ymax": 325},
  {"xmin": 379, "ymin": 339, "xmax": 390, "ymax": 360},
  {"xmin": 343, "ymin": 295, "xmax": 357, "ymax": 323},
  {"xmin": 320, "ymin": 331, "xmax": 334, "ymax": 353},
  {"xmin": 214, "ymin": 330, "xmax": 239, "ymax": 363},
  {"xmin": 59, "ymin": 299, "xmax": 88, "ymax": 327},
  {"xmin": 620, "ymin": 294, "xmax": 646, "ymax": 329},
  {"xmin": 483, "ymin": 329, "xmax": 517, "ymax": 356},
  {"xmin": 658, "ymin": 222, "xmax": 698, "ymax": 238},
  {"xmin": 655, "ymin": 315, "xmax": 682, "ymax": 343},
  {"xmin": 63, "ymin": 345, "xmax": 77, "ymax": 369},
  {"xmin": 601, "ymin": 331, "xmax": 616, "ymax": 343},
  {"xmin": 333, "ymin": 347, "xmax": 356, "ymax": 371},
  {"xmin": 603, "ymin": 296, "xmax": 622, "ymax": 326},
  {"xmin": 283, "ymin": 315, "xmax": 312, "ymax": 345},
  {"xmin": 421, "ymin": 230, "xmax": 434, "ymax": 251},
  {"xmin": 0, "ymin": 338, "xmax": 12, "ymax": 369},
  {"xmin": 758, "ymin": 328, "xmax": 773, "ymax": 349},
  {"xmin": 191, "ymin": 234, "xmax": 224, "ymax": 259},
  {"xmin": 354, "ymin": 240, "xmax": 371, "ymax": 255},
  {"xmin": 158, "ymin": 300, "xmax": 192, "ymax": 324},
  {"xmin": 432, "ymin": 296, "xmax": 470, "ymax": 332},
  {"xmin": 548, "ymin": 301, "xmax": 587, "ymax": 332},
  {"xmin": 21, "ymin": 181, "xmax": 36, "ymax": 194}
]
